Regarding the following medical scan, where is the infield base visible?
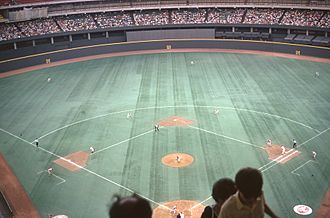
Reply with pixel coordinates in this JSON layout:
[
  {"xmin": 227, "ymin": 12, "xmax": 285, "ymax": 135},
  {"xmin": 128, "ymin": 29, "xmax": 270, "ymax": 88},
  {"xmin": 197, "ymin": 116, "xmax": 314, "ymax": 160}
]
[{"xmin": 153, "ymin": 200, "xmax": 204, "ymax": 218}]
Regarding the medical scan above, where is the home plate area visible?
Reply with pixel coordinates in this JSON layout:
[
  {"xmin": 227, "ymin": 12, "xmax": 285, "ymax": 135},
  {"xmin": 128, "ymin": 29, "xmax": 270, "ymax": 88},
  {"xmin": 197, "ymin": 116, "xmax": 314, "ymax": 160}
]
[{"xmin": 264, "ymin": 144, "xmax": 300, "ymax": 164}]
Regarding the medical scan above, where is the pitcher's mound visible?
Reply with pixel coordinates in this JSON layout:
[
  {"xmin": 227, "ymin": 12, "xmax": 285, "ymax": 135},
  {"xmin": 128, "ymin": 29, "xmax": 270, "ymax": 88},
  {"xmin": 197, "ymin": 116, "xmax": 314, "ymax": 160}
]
[
  {"xmin": 153, "ymin": 200, "xmax": 204, "ymax": 218},
  {"xmin": 161, "ymin": 153, "xmax": 193, "ymax": 168}
]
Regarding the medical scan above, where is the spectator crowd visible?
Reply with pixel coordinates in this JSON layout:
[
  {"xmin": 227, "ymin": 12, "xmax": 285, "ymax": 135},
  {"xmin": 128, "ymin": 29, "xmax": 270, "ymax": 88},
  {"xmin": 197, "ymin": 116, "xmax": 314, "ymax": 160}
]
[{"xmin": 0, "ymin": 8, "xmax": 329, "ymax": 41}]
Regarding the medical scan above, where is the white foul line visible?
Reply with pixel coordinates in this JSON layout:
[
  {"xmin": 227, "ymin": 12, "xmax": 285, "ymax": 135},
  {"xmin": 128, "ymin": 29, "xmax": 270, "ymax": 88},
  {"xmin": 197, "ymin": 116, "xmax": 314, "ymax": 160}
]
[
  {"xmin": 187, "ymin": 125, "xmax": 265, "ymax": 150},
  {"xmin": 298, "ymin": 128, "xmax": 330, "ymax": 147},
  {"xmin": 92, "ymin": 129, "xmax": 154, "ymax": 155},
  {"xmin": 190, "ymin": 127, "xmax": 329, "ymax": 210},
  {"xmin": 0, "ymin": 128, "xmax": 168, "ymax": 210},
  {"xmin": 36, "ymin": 170, "xmax": 66, "ymax": 185},
  {"xmin": 291, "ymin": 160, "xmax": 315, "ymax": 176},
  {"xmin": 260, "ymin": 150, "xmax": 299, "ymax": 173},
  {"xmin": 53, "ymin": 174, "xmax": 66, "ymax": 185}
]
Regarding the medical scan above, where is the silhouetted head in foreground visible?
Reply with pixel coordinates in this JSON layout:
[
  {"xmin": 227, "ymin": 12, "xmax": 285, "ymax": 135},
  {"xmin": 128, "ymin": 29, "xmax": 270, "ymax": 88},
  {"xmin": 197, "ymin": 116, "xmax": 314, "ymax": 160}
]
[
  {"xmin": 235, "ymin": 167, "xmax": 263, "ymax": 205},
  {"xmin": 109, "ymin": 194, "xmax": 152, "ymax": 218},
  {"xmin": 212, "ymin": 177, "xmax": 236, "ymax": 203}
]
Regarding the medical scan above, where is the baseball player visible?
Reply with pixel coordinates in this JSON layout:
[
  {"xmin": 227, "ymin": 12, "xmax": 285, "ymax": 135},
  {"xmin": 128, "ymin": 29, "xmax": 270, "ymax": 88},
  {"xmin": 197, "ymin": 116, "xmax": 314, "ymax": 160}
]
[
  {"xmin": 312, "ymin": 151, "xmax": 317, "ymax": 160},
  {"xmin": 314, "ymin": 72, "xmax": 320, "ymax": 78},
  {"xmin": 34, "ymin": 138, "xmax": 39, "ymax": 147},
  {"xmin": 292, "ymin": 139, "xmax": 297, "ymax": 148},
  {"xmin": 127, "ymin": 113, "xmax": 132, "ymax": 119},
  {"xmin": 214, "ymin": 108, "xmax": 220, "ymax": 115},
  {"xmin": 281, "ymin": 145, "xmax": 286, "ymax": 155},
  {"xmin": 89, "ymin": 146, "xmax": 95, "ymax": 153},
  {"xmin": 170, "ymin": 205, "xmax": 177, "ymax": 215},
  {"xmin": 176, "ymin": 155, "xmax": 181, "ymax": 163},
  {"xmin": 47, "ymin": 77, "xmax": 52, "ymax": 82},
  {"xmin": 154, "ymin": 124, "xmax": 160, "ymax": 132},
  {"xmin": 47, "ymin": 167, "xmax": 53, "ymax": 175},
  {"xmin": 266, "ymin": 139, "xmax": 272, "ymax": 146}
]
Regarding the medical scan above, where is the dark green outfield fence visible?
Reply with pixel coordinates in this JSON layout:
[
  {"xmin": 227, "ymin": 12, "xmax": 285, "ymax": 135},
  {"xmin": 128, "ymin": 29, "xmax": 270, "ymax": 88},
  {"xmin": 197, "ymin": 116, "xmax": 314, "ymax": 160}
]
[{"xmin": 0, "ymin": 39, "xmax": 330, "ymax": 74}]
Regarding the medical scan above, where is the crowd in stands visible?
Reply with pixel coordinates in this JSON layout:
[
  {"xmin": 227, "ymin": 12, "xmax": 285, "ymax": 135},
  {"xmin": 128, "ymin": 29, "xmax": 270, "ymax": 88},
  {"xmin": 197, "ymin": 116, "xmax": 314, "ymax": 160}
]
[
  {"xmin": 0, "ymin": 8, "xmax": 329, "ymax": 41},
  {"xmin": 171, "ymin": 9, "xmax": 207, "ymax": 24},
  {"xmin": 56, "ymin": 14, "xmax": 97, "ymax": 32},
  {"xmin": 243, "ymin": 8, "xmax": 284, "ymax": 25},
  {"xmin": 226, "ymin": 8, "xmax": 245, "ymax": 24},
  {"xmin": 206, "ymin": 8, "xmax": 245, "ymax": 24},
  {"xmin": 15, "ymin": 18, "xmax": 61, "ymax": 37},
  {"xmin": 206, "ymin": 9, "xmax": 228, "ymax": 24},
  {"xmin": 94, "ymin": 12, "xmax": 133, "ymax": 28},
  {"xmin": 133, "ymin": 10, "xmax": 169, "ymax": 26},
  {"xmin": 281, "ymin": 9, "xmax": 323, "ymax": 27},
  {"xmin": 0, "ymin": 23, "xmax": 25, "ymax": 41},
  {"xmin": 319, "ymin": 11, "xmax": 330, "ymax": 28}
]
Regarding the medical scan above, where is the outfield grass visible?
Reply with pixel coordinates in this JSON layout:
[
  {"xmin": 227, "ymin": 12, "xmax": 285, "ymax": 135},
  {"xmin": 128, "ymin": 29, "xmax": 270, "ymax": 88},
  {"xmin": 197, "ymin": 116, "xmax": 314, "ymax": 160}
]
[{"xmin": 0, "ymin": 52, "xmax": 329, "ymax": 217}]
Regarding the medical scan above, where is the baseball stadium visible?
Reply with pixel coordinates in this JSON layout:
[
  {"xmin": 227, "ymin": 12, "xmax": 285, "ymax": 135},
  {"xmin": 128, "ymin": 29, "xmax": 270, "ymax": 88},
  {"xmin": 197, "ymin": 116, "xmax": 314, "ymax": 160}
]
[{"xmin": 0, "ymin": 0, "xmax": 329, "ymax": 218}]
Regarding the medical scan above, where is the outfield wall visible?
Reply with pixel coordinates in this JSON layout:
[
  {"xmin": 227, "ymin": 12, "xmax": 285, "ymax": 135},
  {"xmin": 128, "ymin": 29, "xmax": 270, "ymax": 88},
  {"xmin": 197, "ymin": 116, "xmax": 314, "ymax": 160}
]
[{"xmin": 1, "ymin": 39, "xmax": 330, "ymax": 74}]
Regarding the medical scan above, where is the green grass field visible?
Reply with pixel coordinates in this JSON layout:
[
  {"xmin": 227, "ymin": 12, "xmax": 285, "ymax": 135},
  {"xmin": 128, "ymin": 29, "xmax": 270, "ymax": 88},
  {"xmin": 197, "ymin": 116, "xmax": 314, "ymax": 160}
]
[{"xmin": 0, "ymin": 52, "xmax": 329, "ymax": 218}]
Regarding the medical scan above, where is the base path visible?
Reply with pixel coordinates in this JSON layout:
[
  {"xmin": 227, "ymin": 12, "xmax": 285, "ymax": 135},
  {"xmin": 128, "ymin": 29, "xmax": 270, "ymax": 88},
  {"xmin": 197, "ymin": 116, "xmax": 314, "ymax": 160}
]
[{"xmin": 0, "ymin": 153, "xmax": 41, "ymax": 217}]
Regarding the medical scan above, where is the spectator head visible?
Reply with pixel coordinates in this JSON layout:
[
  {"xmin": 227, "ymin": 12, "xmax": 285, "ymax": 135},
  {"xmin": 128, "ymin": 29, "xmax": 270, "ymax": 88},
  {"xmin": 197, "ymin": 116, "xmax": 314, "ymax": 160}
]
[
  {"xmin": 109, "ymin": 194, "xmax": 152, "ymax": 218},
  {"xmin": 235, "ymin": 167, "xmax": 263, "ymax": 204},
  {"xmin": 212, "ymin": 177, "xmax": 236, "ymax": 203}
]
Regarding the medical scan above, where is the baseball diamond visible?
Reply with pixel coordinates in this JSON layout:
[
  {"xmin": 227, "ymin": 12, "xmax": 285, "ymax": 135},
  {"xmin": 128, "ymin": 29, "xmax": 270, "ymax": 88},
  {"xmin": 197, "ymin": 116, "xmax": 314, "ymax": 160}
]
[
  {"xmin": 0, "ymin": 48, "xmax": 329, "ymax": 218},
  {"xmin": 1, "ymin": 1, "xmax": 330, "ymax": 215}
]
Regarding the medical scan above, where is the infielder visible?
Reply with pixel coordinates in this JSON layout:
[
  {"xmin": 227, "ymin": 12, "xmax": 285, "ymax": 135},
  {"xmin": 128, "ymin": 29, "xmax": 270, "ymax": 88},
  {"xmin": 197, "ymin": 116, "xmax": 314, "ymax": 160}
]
[
  {"xmin": 47, "ymin": 167, "xmax": 53, "ymax": 175},
  {"xmin": 281, "ymin": 145, "xmax": 286, "ymax": 155},
  {"xmin": 312, "ymin": 151, "xmax": 317, "ymax": 160},
  {"xmin": 34, "ymin": 138, "xmax": 39, "ymax": 147},
  {"xmin": 292, "ymin": 139, "xmax": 297, "ymax": 148},
  {"xmin": 267, "ymin": 139, "xmax": 272, "ymax": 146},
  {"xmin": 154, "ymin": 124, "xmax": 160, "ymax": 132},
  {"xmin": 170, "ymin": 205, "xmax": 177, "ymax": 215}
]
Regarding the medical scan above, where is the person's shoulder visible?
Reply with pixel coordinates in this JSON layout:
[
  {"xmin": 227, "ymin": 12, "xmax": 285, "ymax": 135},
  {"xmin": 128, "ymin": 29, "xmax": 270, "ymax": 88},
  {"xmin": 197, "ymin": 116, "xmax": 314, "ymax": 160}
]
[
  {"xmin": 201, "ymin": 205, "xmax": 213, "ymax": 218},
  {"xmin": 221, "ymin": 194, "xmax": 238, "ymax": 209}
]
